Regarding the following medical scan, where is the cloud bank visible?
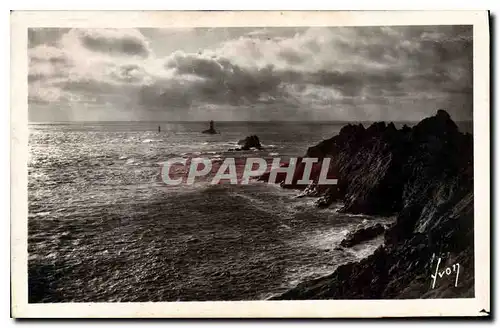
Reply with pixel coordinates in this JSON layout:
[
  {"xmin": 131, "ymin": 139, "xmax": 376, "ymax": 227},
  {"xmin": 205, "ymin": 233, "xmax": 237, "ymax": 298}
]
[{"xmin": 28, "ymin": 26, "xmax": 473, "ymax": 122}]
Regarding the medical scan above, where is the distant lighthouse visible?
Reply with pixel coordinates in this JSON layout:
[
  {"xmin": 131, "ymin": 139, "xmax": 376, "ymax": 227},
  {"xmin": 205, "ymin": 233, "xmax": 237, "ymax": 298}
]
[{"xmin": 202, "ymin": 120, "xmax": 217, "ymax": 134}]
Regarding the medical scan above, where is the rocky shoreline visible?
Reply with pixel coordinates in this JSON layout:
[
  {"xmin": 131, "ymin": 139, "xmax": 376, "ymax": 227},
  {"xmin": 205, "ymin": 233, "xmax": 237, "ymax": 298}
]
[{"xmin": 268, "ymin": 110, "xmax": 474, "ymax": 299}]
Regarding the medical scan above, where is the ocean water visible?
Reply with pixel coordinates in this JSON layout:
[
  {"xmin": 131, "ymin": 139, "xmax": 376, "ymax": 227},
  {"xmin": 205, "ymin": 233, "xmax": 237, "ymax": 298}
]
[{"xmin": 28, "ymin": 121, "xmax": 396, "ymax": 302}]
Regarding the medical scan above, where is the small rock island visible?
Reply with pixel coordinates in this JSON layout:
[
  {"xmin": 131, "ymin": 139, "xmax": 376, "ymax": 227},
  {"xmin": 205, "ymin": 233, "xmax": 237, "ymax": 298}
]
[
  {"xmin": 229, "ymin": 135, "xmax": 263, "ymax": 151},
  {"xmin": 237, "ymin": 135, "xmax": 263, "ymax": 150}
]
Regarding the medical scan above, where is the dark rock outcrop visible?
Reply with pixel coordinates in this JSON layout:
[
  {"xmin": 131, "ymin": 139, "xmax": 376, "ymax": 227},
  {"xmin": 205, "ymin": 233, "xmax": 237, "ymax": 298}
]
[
  {"xmin": 271, "ymin": 109, "xmax": 474, "ymax": 299},
  {"xmin": 238, "ymin": 135, "xmax": 262, "ymax": 150},
  {"xmin": 230, "ymin": 135, "xmax": 263, "ymax": 151},
  {"xmin": 340, "ymin": 223, "xmax": 386, "ymax": 248}
]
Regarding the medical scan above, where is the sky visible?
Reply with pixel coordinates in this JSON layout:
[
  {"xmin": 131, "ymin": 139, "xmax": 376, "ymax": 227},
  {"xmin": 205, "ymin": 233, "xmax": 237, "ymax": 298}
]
[{"xmin": 28, "ymin": 26, "xmax": 473, "ymax": 122}]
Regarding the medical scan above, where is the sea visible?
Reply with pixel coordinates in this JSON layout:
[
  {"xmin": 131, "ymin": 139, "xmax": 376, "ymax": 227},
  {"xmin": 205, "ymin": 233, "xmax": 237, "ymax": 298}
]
[{"xmin": 28, "ymin": 121, "xmax": 406, "ymax": 302}]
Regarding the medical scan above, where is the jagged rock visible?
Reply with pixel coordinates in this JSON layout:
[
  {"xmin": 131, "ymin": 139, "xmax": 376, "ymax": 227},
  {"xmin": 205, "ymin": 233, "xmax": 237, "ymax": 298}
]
[
  {"xmin": 202, "ymin": 129, "xmax": 217, "ymax": 134},
  {"xmin": 340, "ymin": 223, "xmax": 386, "ymax": 247},
  {"xmin": 271, "ymin": 109, "xmax": 474, "ymax": 299},
  {"xmin": 237, "ymin": 135, "xmax": 262, "ymax": 150}
]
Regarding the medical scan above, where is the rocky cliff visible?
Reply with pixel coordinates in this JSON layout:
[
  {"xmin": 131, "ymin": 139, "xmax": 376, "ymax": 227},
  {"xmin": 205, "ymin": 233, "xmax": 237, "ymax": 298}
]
[{"xmin": 271, "ymin": 110, "xmax": 474, "ymax": 299}]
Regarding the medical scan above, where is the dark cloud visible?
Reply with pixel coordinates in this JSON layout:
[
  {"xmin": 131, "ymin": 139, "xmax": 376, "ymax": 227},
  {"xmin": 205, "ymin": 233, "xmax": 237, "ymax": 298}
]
[
  {"xmin": 28, "ymin": 45, "xmax": 70, "ymax": 84},
  {"xmin": 28, "ymin": 28, "xmax": 151, "ymax": 57},
  {"xmin": 146, "ymin": 25, "xmax": 473, "ymax": 120},
  {"xmin": 166, "ymin": 53, "xmax": 232, "ymax": 79},
  {"xmin": 162, "ymin": 52, "xmax": 282, "ymax": 106},
  {"xmin": 28, "ymin": 28, "xmax": 69, "ymax": 48},
  {"xmin": 138, "ymin": 81, "xmax": 192, "ymax": 109},
  {"xmin": 28, "ymin": 70, "xmax": 66, "ymax": 83},
  {"xmin": 31, "ymin": 56, "xmax": 67, "ymax": 65},
  {"xmin": 300, "ymin": 70, "xmax": 403, "ymax": 94},
  {"xmin": 78, "ymin": 30, "xmax": 150, "ymax": 57},
  {"xmin": 277, "ymin": 49, "xmax": 305, "ymax": 65},
  {"xmin": 54, "ymin": 78, "xmax": 119, "ymax": 95},
  {"xmin": 29, "ymin": 46, "xmax": 69, "ymax": 65}
]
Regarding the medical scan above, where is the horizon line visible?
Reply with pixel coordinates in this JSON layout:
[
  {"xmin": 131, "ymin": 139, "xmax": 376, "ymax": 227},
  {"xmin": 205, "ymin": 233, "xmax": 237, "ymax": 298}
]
[{"xmin": 28, "ymin": 119, "xmax": 474, "ymax": 124}]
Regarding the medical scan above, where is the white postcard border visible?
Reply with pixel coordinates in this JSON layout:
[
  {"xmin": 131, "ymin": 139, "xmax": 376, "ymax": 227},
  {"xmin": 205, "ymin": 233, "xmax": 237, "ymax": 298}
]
[{"xmin": 10, "ymin": 10, "xmax": 490, "ymax": 318}]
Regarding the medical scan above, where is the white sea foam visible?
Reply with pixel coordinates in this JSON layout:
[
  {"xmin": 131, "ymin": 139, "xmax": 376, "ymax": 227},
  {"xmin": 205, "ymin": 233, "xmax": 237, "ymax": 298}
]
[
  {"xmin": 346, "ymin": 235, "xmax": 385, "ymax": 259},
  {"xmin": 29, "ymin": 211, "xmax": 51, "ymax": 217},
  {"xmin": 302, "ymin": 227, "xmax": 349, "ymax": 250}
]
